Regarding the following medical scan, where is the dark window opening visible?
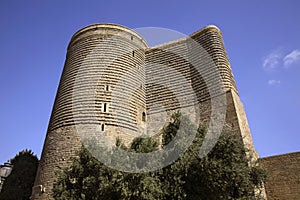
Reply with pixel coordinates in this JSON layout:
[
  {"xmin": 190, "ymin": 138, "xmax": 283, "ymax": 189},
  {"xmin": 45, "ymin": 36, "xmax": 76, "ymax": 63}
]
[
  {"xmin": 103, "ymin": 103, "xmax": 107, "ymax": 112},
  {"xmin": 105, "ymin": 85, "xmax": 109, "ymax": 91},
  {"xmin": 131, "ymin": 36, "xmax": 134, "ymax": 40},
  {"xmin": 142, "ymin": 112, "xmax": 146, "ymax": 122},
  {"xmin": 101, "ymin": 124, "xmax": 105, "ymax": 131},
  {"xmin": 132, "ymin": 51, "xmax": 135, "ymax": 57}
]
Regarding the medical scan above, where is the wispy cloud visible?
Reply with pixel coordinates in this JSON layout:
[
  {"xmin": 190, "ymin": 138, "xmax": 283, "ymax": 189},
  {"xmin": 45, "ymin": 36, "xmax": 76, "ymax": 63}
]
[
  {"xmin": 283, "ymin": 49, "xmax": 300, "ymax": 67},
  {"xmin": 268, "ymin": 79, "xmax": 281, "ymax": 85},
  {"xmin": 262, "ymin": 50, "xmax": 282, "ymax": 71},
  {"xmin": 262, "ymin": 48, "xmax": 300, "ymax": 71}
]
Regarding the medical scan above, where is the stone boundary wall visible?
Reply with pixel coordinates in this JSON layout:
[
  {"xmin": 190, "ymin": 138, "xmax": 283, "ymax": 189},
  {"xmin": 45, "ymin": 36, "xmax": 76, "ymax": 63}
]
[{"xmin": 259, "ymin": 152, "xmax": 300, "ymax": 200}]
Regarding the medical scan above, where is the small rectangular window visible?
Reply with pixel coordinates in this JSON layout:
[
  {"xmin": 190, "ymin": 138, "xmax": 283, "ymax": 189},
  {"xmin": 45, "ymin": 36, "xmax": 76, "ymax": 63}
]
[
  {"xmin": 101, "ymin": 123, "xmax": 105, "ymax": 131},
  {"xmin": 103, "ymin": 103, "xmax": 107, "ymax": 112},
  {"xmin": 132, "ymin": 51, "xmax": 135, "ymax": 57},
  {"xmin": 142, "ymin": 112, "xmax": 146, "ymax": 122}
]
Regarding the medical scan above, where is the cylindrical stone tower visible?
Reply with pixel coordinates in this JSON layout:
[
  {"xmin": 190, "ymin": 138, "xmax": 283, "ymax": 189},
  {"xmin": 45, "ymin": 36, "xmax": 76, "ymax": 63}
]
[
  {"xmin": 31, "ymin": 24, "xmax": 148, "ymax": 200},
  {"xmin": 32, "ymin": 23, "xmax": 262, "ymax": 199}
]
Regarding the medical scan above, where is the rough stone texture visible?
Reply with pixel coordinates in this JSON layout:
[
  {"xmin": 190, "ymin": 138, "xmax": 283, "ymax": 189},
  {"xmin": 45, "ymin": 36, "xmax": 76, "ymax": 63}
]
[
  {"xmin": 31, "ymin": 126, "xmax": 81, "ymax": 199},
  {"xmin": 230, "ymin": 90, "xmax": 258, "ymax": 160},
  {"xmin": 259, "ymin": 152, "xmax": 300, "ymax": 200},
  {"xmin": 31, "ymin": 24, "xmax": 260, "ymax": 199}
]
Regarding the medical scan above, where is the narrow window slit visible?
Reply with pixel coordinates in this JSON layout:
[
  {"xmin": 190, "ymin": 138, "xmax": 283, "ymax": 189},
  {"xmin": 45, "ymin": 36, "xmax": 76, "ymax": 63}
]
[
  {"xmin": 103, "ymin": 103, "xmax": 107, "ymax": 112},
  {"xmin": 142, "ymin": 112, "xmax": 146, "ymax": 122}
]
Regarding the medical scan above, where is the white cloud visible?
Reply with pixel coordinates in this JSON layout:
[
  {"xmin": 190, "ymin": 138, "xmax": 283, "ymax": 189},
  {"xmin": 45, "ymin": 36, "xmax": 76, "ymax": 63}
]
[
  {"xmin": 268, "ymin": 79, "xmax": 281, "ymax": 85},
  {"xmin": 283, "ymin": 49, "xmax": 300, "ymax": 67},
  {"xmin": 262, "ymin": 50, "xmax": 282, "ymax": 71}
]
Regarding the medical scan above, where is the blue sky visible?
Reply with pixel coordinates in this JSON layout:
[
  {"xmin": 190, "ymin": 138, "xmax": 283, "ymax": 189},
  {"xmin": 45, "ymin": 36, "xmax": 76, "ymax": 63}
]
[{"xmin": 0, "ymin": 0, "xmax": 299, "ymax": 164}]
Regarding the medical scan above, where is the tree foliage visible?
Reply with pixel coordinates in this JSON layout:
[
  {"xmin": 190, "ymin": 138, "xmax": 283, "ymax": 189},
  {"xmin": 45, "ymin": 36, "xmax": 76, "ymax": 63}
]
[
  {"xmin": 53, "ymin": 112, "xmax": 267, "ymax": 199},
  {"xmin": 0, "ymin": 149, "xmax": 39, "ymax": 200},
  {"xmin": 53, "ymin": 137, "xmax": 163, "ymax": 200}
]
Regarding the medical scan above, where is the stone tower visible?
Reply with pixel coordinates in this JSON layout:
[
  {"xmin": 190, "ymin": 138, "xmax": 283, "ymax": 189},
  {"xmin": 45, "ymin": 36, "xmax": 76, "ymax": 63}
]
[{"xmin": 31, "ymin": 24, "xmax": 258, "ymax": 199}]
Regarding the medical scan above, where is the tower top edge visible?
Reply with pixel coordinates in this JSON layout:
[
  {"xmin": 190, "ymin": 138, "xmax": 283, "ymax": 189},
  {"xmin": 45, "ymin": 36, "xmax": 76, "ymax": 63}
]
[
  {"xmin": 70, "ymin": 23, "xmax": 148, "ymax": 47},
  {"xmin": 69, "ymin": 24, "xmax": 221, "ymax": 51},
  {"xmin": 189, "ymin": 24, "xmax": 221, "ymax": 37},
  {"xmin": 148, "ymin": 24, "xmax": 222, "ymax": 50}
]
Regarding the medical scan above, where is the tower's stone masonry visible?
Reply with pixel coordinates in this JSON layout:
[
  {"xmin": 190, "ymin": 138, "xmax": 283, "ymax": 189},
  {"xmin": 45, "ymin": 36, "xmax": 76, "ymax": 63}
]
[{"xmin": 31, "ymin": 24, "xmax": 258, "ymax": 199}]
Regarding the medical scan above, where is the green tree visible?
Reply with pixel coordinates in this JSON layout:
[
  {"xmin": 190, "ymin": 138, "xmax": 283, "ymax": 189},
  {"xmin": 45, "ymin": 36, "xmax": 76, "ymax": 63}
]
[
  {"xmin": 0, "ymin": 149, "xmax": 39, "ymax": 200},
  {"xmin": 53, "ymin": 112, "xmax": 267, "ymax": 200},
  {"xmin": 161, "ymin": 112, "xmax": 267, "ymax": 199},
  {"xmin": 53, "ymin": 137, "xmax": 163, "ymax": 200},
  {"xmin": 182, "ymin": 130, "xmax": 266, "ymax": 200}
]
